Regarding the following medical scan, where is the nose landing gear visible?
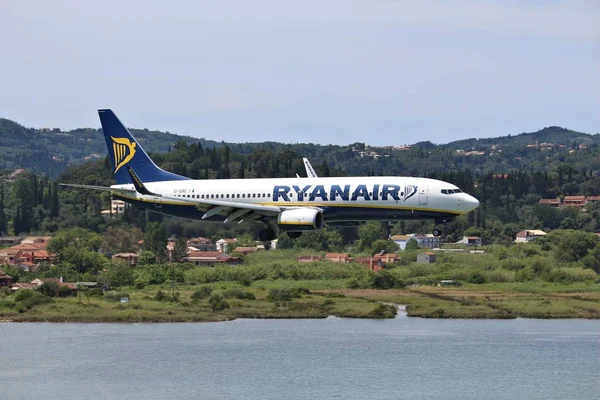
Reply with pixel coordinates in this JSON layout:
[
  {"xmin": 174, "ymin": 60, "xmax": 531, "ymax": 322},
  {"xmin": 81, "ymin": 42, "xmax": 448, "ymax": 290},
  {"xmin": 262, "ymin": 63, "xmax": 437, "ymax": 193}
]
[{"xmin": 432, "ymin": 228, "xmax": 442, "ymax": 237}]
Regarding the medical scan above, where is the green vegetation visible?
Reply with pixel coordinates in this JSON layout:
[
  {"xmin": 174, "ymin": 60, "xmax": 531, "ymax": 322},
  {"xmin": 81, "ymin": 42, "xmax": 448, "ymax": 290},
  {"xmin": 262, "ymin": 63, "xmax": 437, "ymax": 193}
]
[{"xmin": 1, "ymin": 245, "xmax": 599, "ymax": 322}]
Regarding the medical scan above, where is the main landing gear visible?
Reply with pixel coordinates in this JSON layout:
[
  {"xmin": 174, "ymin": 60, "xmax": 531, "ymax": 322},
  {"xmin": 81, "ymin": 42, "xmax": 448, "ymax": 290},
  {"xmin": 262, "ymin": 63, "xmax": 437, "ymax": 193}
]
[
  {"xmin": 287, "ymin": 232, "xmax": 302, "ymax": 239},
  {"xmin": 432, "ymin": 228, "xmax": 442, "ymax": 237}
]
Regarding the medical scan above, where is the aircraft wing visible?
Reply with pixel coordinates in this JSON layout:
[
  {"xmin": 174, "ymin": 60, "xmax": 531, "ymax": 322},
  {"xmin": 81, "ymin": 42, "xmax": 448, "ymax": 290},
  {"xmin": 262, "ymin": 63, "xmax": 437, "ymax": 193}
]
[
  {"xmin": 126, "ymin": 166, "xmax": 287, "ymax": 223},
  {"xmin": 59, "ymin": 183, "xmax": 136, "ymax": 197}
]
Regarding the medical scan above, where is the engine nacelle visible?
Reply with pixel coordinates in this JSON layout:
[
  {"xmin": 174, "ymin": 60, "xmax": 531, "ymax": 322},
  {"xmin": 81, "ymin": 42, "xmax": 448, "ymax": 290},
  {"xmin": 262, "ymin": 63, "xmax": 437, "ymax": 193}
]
[{"xmin": 277, "ymin": 208, "xmax": 324, "ymax": 231}]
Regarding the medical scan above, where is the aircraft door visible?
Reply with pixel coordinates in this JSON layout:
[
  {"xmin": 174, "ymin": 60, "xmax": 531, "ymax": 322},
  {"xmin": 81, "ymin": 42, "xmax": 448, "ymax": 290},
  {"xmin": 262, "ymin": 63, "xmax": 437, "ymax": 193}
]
[{"xmin": 419, "ymin": 186, "xmax": 428, "ymax": 205}]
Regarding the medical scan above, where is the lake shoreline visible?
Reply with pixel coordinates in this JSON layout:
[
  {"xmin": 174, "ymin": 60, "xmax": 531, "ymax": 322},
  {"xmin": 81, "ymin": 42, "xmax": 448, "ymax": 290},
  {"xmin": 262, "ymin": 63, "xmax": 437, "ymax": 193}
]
[{"xmin": 2, "ymin": 284, "xmax": 600, "ymax": 322}]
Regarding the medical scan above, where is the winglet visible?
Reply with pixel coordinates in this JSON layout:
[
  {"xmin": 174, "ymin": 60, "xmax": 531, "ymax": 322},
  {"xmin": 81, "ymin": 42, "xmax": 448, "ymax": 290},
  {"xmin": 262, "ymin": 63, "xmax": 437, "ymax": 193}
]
[
  {"xmin": 303, "ymin": 158, "xmax": 318, "ymax": 178},
  {"xmin": 127, "ymin": 166, "xmax": 159, "ymax": 196}
]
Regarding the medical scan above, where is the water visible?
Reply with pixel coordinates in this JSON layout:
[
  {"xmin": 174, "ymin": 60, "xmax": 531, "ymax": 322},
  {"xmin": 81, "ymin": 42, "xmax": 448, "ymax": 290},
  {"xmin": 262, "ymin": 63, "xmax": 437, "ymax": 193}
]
[{"xmin": 1, "ymin": 312, "xmax": 599, "ymax": 400}]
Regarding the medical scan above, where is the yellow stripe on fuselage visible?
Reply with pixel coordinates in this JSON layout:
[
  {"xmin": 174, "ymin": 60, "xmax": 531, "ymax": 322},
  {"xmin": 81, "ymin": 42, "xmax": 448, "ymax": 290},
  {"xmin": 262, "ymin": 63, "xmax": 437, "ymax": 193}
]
[{"xmin": 113, "ymin": 194, "xmax": 462, "ymax": 215}]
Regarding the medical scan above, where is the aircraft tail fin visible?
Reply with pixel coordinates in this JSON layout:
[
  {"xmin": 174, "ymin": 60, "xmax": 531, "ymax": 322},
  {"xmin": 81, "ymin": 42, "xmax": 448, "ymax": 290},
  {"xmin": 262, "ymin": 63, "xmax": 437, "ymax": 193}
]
[{"xmin": 98, "ymin": 109, "xmax": 190, "ymax": 184}]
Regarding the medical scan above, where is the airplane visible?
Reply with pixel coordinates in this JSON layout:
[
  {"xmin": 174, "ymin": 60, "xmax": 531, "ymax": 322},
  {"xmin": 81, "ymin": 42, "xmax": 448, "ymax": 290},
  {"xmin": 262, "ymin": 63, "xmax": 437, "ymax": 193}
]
[{"xmin": 61, "ymin": 109, "xmax": 480, "ymax": 241}]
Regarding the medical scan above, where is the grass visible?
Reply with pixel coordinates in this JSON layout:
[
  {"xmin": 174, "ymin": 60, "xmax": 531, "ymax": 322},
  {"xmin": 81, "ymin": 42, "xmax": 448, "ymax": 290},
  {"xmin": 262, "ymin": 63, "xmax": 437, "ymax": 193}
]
[{"xmin": 0, "ymin": 284, "xmax": 389, "ymax": 322}]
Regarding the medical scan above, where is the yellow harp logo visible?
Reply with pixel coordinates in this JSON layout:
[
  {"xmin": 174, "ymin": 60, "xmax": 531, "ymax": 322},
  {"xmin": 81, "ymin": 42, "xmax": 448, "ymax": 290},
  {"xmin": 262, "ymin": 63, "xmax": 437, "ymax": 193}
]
[{"xmin": 111, "ymin": 136, "xmax": 137, "ymax": 173}]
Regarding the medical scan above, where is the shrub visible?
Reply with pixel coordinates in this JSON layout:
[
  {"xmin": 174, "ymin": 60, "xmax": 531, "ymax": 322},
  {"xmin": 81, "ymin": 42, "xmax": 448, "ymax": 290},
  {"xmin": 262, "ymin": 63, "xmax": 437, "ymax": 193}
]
[
  {"xmin": 39, "ymin": 282, "xmax": 60, "ymax": 297},
  {"xmin": 372, "ymin": 271, "xmax": 405, "ymax": 289},
  {"xmin": 267, "ymin": 288, "xmax": 293, "ymax": 302},
  {"xmin": 547, "ymin": 267, "xmax": 598, "ymax": 283},
  {"xmin": 347, "ymin": 278, "xmax": 371, "ymax": 289},
  {"xmin": 16, "ymin": 291, "xmax": 53, "ymax": 311},
  {"xmin": 322, "ymin": 299, "xmax": 336, "ymax": 307},
  {"xmin": 485, "ymin": 269, "xmax": 516, "ymax": 283},
  {"xmin": 370, "ymin": 304, "xmax": 397, "ymax": 318},
  {"xmin": 87, "ymin": 288, "xmax": 104, "ymax": 298},
  {"xmin": 208, "ymin": 293, "xmax": 230, "ymax": 311},
  {"xmin": 222, "ymin": 288, "xmax": 256, "ymax": 300},
  {"xmin": 325, "ymin": 292, "xmax": 346, "ymax": 298},
  {"xmin": 103, "ymin": 291, "xmax": 130, "ymax": 302},
  {"xmin": 190, "ymin": 286, "xmax": 213, "ymax": 300},
  {"xmin": 468, "ymin": 273, "xmax": 486, "ymax": 284}
]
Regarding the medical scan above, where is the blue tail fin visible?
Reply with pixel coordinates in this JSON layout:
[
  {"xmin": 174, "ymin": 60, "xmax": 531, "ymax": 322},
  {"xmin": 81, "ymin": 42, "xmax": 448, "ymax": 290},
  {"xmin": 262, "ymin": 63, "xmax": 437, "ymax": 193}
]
[{"xmin": 98, "ymin": 109, "xmax": 190, "ymax": 184}]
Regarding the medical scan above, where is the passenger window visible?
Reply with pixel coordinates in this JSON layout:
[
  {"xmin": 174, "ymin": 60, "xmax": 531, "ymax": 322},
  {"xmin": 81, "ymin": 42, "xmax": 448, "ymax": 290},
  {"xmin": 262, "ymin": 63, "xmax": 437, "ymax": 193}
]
[
  {"xmin": 226, "ymin": 194, "xmax": 229, "ymax": 198},
  {"xmin": 252, "ymin": 194, "xmax": 256, "ymax": 198}
]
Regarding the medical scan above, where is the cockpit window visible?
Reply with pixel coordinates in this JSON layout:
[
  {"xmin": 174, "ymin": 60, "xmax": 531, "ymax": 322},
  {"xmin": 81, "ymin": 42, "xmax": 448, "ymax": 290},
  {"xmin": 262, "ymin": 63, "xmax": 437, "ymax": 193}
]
[{"xmin": 442, "ymin": 188, "xmax": 462, "ymax": 195}]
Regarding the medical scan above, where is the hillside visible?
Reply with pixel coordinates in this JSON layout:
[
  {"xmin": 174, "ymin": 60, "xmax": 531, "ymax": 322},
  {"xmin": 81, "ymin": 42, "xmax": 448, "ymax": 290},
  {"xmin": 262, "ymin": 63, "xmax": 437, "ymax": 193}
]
[{"xmin": 1, "ymin": 117, "xmax": 599, "ymax": 180}]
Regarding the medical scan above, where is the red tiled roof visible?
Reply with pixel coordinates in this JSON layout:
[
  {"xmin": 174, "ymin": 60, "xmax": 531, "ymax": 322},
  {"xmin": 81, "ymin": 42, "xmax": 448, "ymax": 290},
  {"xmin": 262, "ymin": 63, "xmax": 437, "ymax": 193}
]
[
  {"xmin": 11, "ymin": 282, "xmax": 36, "ymax": 289},
  {"xmin": 297, "ymin": 255, "xmax": 322, "ymax": 261},
  {"xmin": 421, "ymin": 252, "xmax": 436, "ymax": 256},
  {"xmin": 563, "ymin": 196, "xmax": 586, "ymax": 201},
  {"xmin": 539, "ymin": 199, "xmax": 560, "ymax": 205},
  {"xmin": 325, "ymin": 253, "xmax": 350, "ymax": 258},
  {"xmin": 188, "ymin": 251, "xmax": 226, "ymax": 258}
]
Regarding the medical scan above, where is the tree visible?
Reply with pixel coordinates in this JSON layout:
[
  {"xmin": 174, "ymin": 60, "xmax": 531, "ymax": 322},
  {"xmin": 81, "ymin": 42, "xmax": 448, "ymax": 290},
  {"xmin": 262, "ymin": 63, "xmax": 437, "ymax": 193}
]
[
  {"xmin": 405, "ymin": 238, "xmax": 420, "ymax": 251},
  {"xmin": 103, "ymin": 261, "xmax": 134, "ymax": 287},
  {"xmin": 357, "ymin": 222, "xmax": 385, "ymax": 250},
  {"xmin": 172, "ymin": 237, "xmax": 188, "ymax": 263},
  {"xmin": 370, "ymin": 239, "xmax": 399, "ymax": 255},
  {"xmin": 143, "ymin": 222, "xmax": 168, "ymax": 261},
  {"xmin": 137, "ymin": 250, "xmax": 157, "ymax": 266},
  {"xmin": 0, "ymin": 184, "xmax": 6, "ymax": 234},
  {"xmin": 101, "ymin": 226, "xmax": 142, "ymax": 256},
  {"xmin": 552, "ymin": 230, "xmax": 599, "ymax": 262}
]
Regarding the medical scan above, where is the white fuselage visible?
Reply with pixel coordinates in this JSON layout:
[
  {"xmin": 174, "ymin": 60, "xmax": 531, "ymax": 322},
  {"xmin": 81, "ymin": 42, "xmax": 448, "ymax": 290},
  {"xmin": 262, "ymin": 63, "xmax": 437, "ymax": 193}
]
[{"xmin": 111, "ymin": 176, "xmax": 479, "ymax": 223}]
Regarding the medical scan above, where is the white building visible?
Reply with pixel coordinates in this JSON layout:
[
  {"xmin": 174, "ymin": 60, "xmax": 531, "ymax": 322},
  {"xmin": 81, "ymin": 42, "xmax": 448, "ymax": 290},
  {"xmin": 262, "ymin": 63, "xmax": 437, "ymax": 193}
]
[
  {"xmin": 515, "ymin": 230, "xmax": 546, "ymax": 243},
  {"xmin": 390, "ymin": 234, "xmax": 440, "ymax": 250}
]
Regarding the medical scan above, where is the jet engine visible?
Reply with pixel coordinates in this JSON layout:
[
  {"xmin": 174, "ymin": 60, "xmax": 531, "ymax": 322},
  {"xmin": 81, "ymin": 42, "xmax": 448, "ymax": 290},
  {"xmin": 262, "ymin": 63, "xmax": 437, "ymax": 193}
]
[{"xmin": 277, "ymin": 208, "xmax": 324, "ymax": 231}]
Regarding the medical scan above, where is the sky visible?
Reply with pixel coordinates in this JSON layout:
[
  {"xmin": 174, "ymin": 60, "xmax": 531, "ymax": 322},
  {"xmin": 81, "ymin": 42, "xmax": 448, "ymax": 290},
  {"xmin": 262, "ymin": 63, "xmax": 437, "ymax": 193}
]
[{"xmin": 1, "ymin": 0, "xmax": 599, "ymax": 145}]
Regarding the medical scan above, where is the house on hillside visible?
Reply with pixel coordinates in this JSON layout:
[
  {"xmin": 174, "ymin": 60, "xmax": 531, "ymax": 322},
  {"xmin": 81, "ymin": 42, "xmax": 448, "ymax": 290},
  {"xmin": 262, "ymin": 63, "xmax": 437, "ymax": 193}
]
[
  {"xmin": 186, "ymin": 251, "xmax": 242, "ymax": 266},
  {"xmin": 324, "ymin": 253, "xmax": 352, "ymax": 263},
  {"xmin": 563, "ymin": 196, "xmax": 586, "ymax": 208},
  {"xmin": 538, "ymin": 198, "xmax": 560, "ymax": 207},
  {"xmin": 375, "ymin": 253, "xmax": 398, "ymax": 264},
  {"xmin": 10, "ymin": 282, "xmax": 37, "ymax": 291},
  {"xmin": 216, "ymin": 238, "xmax": 237, "ymax": 253},
  {"xmin": 0, "ymin": 269, "xmax": 12, "ymax": 287},
  {"xmin": 297, "ymin": 255, "xmax": 323, "ymax": 263},
  {"xmin": 21, "ymin": 236, "xmax": 53, "ymax": 245},
  {"xmin": 0, "ymin": 236, "xmax": 22, "ymax": 246},
  {"xmin": 417, "ymin": 252, "xmax": 436, "ymax": 263},
  {"xmin": 457, "ymin": 236, "xmax": 482, "ymax": 246},
  {"xmin": 16, "ymin": 249, "xmax": 56, "ymax": 265},
  {"xmin": 355, "ymin": 257, "xmax": 385, "ymax": 272},
  {"xmin": 112, "ymin": 253, "xmax": 138, "ymax": 266},
  {"xmin": 187, "ymin": 237, "xmax": 216, "ymax": 252},
  {"xmin": 233, "ymin": 246, "xmax": 262, "ymax": 256},
  {"xmin": 390, "ymin": 234, "xmax": 440, "ymax": 249},
  {"xmin": 515, "ymin": 230, "xmax": 547, "ymax": 243}
]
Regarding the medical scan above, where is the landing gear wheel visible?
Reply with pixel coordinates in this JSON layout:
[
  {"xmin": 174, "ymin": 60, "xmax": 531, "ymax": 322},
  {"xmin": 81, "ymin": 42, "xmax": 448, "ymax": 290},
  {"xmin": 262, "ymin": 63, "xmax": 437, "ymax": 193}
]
[
  {"xmin": 432, "ymin": 228, "xmax": 442, "ymax": 237},
  {"xmin": 258, "ymin": 229, "xmax": 276, "ymax": 241},
  {"xmin": 287, "ymin": 231, "xmax": 302, "ymax": 239}
]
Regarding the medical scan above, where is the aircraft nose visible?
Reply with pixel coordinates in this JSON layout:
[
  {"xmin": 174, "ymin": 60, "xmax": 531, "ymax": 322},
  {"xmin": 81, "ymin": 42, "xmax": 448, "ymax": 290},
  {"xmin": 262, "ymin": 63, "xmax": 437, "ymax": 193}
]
[{"xmin": 465, "ymin": 194, "xmax": 480, "ymax": 211}]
